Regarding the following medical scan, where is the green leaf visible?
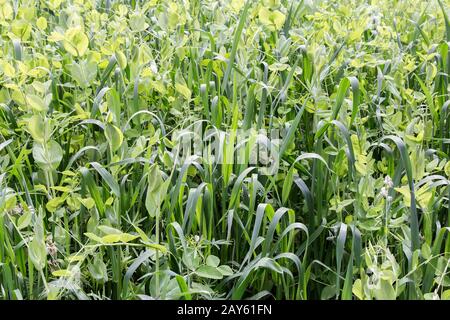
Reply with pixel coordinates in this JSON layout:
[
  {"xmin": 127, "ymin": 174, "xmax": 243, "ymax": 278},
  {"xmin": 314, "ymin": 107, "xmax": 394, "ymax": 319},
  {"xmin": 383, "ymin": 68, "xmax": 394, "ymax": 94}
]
[
  {"xmin": 80, "ymin": 167, "xmax": 105, "ymax": 215},
  {"xmin": 222, "ymin": 1, "xmax": 251, "ymax": 92},
  {"xmin": 175, "ymin": 275, "xmax": 192, "ymax": 300},
  {"xmin": 442, "ymin": 289, "xmax": 450, "ymax": 300},
  {"xmin": 145, "ymin": 165, "xmax": 167, "ymax": 218},
  {"xmin": 195, "ymin": 265, "xmax": 223, "ymax": 280},
  {"xmin": 100, "ymin": 234, "xmax": 123, "ymax": 243},
  {"xmin": 64, "ymin": 27, "xmax": 89, "ymax": 57},
  {"xmin": 421, "ymin": 243, "xmax": 431, "ymax": 259},
  {"xmin": 80, "ymin": 197, "xmax": 95, "ymax": 210},
  {"xmin": 28, "ymin": 237, "xmax": 46, "ymax": 271},
  {"xmin": 206, "ymin": 255, "xmax": 220, "ymax": 268},
  {"xmin": 90, "ymin": 162, "xmax": 121, "ymax": 197},
  {"xmin": 118, "ymin": 233, "xmax": 138, "ymax": 243},
  {"xmin": 26, "ymin": 94, "xmax": 48, "ymax": 112},
  {"xmin": 98, "ymin": 225, "xmax": 122, "ymax": 235},
  {"xmin": 46, "ymin": 196, "xmax": 66, "ymax": 213},
  {"xmin": 27, "ymin": 114, "xmax": 49, "ymax": 143},
  {"xmin": 84, "ymin": 232, "xmax": 104, "ymax": 243},
  {"xmin": 143, "ymin": 242, "xmax": 167, "ymax": 253},
  {"xmin": 182, "ymin": 247, "xmax": 201, "ymax": 271},
  {"xmin": 105, "ymin": 123, "xmax": 123, "ymax": 152},
  {"xmin": 32, "ymin": 140, "xmax": 63, "ymax": 170},
  {"xmin": 132, "ymin": 224, "xmax": 151, "ymax": 243},
  {"xmin": 70, "ymin": 60, "xmax": 97, "ymax": 87},
  {"xmin": 259, "ymin": 7, "xmax": 286, "ymax": 30},
  {"xmin": 373, "ymin": 279, "xmax": 396, "ymax": 300},
  {"xmin": 88, "ymin": 256, "xmax": 108, "ymax": 283},
  {"xmin": 352, "ymin": 279, "xmax": 364, "ymax": 300},
  {"xmin": 36, "ymin": 17, "xmax": 47, "ymax": 30},
  {"xmin": 129, "ymin": 14, "xmax": 148, "ymax": 32},
  {"xmin": 175, "ymin": 83, "xmax": 191, "ymax": 100},
  {"xmin": 17, "ymin": 210, "xmax": 32, "ymax": 230},
  {"xmin": 444, "ymin": 161, "xmax": 450, "ymax": 177},
  {"xmin": 52, "ymin": 269, "xmax": 71, "ymax": 277},
  {"xmin": 217, "ymin": 265, "xmax": 233, "ymax": 276}
]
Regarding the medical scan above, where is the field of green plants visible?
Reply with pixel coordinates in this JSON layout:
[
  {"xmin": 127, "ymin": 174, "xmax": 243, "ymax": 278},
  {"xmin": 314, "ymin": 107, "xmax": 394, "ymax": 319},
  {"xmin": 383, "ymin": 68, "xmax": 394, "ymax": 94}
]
[{"xmin": 1, "ymin": 0, "xmax": 450, "ymax": 300}]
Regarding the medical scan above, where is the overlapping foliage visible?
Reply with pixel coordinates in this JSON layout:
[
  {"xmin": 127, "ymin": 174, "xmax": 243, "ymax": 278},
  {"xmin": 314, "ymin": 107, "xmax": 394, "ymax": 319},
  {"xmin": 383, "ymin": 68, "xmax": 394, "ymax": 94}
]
[{"xmin": 1, "ymin": 0, "xmax": 450, "ymax": 300}]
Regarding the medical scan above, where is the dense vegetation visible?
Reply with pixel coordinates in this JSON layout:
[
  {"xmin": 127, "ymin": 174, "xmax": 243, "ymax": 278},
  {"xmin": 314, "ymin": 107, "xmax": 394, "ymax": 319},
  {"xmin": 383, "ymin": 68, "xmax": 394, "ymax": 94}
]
[{"xmin": 1, "ymin": 0, "xmax": 450, "ymax": 300}]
